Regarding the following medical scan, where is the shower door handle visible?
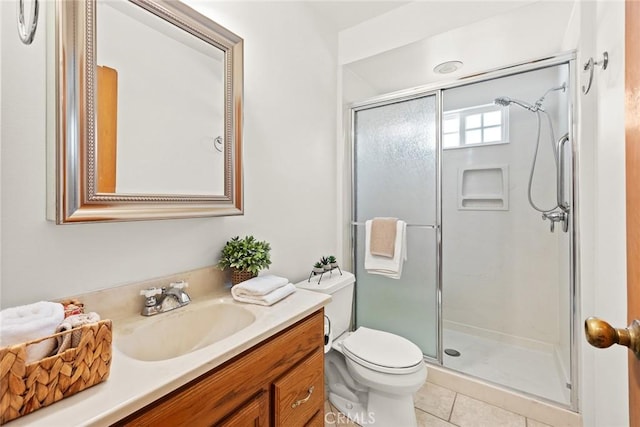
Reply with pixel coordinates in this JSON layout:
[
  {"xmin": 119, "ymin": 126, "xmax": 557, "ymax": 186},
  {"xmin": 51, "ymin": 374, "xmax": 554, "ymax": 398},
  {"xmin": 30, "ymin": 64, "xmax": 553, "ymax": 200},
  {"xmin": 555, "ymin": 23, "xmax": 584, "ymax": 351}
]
[
  {"xmin": 584, "ymin": 317, "xmax": 640, "ymax": 359},
  {"xmin": 557, "ymin": 133, "xmax": 570, "ymax": 211}
]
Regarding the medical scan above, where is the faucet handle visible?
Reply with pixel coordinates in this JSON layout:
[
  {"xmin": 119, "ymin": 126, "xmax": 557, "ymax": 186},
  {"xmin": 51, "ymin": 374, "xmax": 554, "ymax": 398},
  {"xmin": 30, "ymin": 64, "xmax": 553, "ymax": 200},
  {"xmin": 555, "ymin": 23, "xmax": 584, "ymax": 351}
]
[
  {"xmin": 140, "ymin": 287, "xmax": 162, "ymax": 298},
  {"xmin": 169, "ymin": 280, "xmax": 189, "ymax": 290}
]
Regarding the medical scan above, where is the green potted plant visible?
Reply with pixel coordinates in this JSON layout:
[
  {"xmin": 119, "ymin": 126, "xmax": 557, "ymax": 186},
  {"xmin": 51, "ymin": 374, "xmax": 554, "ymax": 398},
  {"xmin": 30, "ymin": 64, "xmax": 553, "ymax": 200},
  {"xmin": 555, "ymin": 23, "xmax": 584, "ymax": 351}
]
[
  {"xmin": 312, "ymin": 262, "xmax": 325, "ymax": 274},
  {"xmin": 328, "ymin": 255, "xmax": 338, "ymax": 269},
  {"xmin": 320, "ymin": 256, "xmax": 331, "ymax": 271},
  {"xmin": 217, "ymin": 236, "xmax": 272, "ymax": 285}
]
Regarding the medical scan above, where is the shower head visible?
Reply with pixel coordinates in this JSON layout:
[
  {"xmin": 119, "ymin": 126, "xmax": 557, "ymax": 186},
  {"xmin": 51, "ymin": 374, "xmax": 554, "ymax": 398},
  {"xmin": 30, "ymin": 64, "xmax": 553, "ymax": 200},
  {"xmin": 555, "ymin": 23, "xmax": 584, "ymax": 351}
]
[{"xmin": 494, "ymin": 96, "xmax": 540, "ymax": 112}]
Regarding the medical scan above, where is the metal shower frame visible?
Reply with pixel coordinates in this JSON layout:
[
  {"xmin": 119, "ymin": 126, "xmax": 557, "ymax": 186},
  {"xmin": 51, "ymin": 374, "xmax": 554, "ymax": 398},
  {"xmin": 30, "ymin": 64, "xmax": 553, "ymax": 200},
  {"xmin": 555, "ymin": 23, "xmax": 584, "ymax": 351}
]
[{"xmin": 347, "ymin": 51, "xmax": 580, "ymax": 412}]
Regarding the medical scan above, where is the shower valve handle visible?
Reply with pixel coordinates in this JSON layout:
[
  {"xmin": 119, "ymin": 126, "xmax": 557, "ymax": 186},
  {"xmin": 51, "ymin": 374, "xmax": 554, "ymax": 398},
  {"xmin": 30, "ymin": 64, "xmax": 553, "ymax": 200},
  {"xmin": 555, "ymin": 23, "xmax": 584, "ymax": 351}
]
[
  {"xmin": 584, "ymin": 317, "xmax": 640, "ymax": 359},
  {"xmin": 542, "ymin": 211, "xmax": 568, "ymax": 233}
]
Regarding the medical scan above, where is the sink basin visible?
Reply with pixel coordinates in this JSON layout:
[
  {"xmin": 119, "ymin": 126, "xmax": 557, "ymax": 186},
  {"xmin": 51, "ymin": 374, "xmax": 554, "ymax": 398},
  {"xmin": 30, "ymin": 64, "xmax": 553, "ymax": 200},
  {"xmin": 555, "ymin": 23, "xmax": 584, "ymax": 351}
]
[{"xmin": 116, "ymin": 302, "xmax": 255, "ymax": 361}]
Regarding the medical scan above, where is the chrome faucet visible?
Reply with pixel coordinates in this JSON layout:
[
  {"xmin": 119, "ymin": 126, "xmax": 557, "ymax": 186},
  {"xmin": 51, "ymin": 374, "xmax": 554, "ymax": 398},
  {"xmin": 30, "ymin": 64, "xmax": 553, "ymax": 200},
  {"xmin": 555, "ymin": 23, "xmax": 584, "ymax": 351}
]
[{"xmin": 140, "ymin": 281, "xmax": 191, "ymax": 316}]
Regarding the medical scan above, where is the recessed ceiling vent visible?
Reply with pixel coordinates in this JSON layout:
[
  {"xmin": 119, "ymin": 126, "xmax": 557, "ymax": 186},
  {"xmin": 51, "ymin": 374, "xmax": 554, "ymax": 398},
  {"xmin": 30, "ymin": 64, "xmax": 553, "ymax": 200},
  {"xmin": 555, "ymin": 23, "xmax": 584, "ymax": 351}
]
[{"xmin": 433, "ymin": 60, "xmax": 463, "ymax": 74}]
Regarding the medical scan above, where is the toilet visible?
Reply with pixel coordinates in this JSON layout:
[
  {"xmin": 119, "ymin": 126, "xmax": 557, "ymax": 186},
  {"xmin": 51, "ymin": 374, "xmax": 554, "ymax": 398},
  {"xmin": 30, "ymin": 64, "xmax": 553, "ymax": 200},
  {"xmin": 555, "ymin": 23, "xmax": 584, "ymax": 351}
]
[{"xmin": 297, "ymin": 271, "xmax": 427, "ymax": 427}]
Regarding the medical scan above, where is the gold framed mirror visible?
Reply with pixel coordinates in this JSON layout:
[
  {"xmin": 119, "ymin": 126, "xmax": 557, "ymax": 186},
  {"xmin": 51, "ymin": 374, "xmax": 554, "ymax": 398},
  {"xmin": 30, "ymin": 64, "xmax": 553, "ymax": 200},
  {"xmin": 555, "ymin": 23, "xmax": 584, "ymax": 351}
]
[{"xmin": 47, "ymin": 0, "xmax": 243, "ymax": 223}]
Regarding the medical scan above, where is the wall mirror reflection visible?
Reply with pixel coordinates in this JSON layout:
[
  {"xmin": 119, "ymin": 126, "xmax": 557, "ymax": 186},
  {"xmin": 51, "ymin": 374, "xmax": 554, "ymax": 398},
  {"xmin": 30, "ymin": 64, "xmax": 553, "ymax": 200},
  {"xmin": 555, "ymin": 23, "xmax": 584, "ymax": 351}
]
[{"xmin": 47, "ymin": 0, "xmax": 244, "ymax": 223}]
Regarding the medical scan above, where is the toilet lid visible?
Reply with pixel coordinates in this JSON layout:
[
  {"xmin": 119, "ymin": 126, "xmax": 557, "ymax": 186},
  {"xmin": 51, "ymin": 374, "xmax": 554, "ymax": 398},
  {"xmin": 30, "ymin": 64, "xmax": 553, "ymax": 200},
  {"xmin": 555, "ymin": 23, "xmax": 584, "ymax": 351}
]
[{"xmin": 341, "ymin": 327, "xmax": 424, "ymax": 374}]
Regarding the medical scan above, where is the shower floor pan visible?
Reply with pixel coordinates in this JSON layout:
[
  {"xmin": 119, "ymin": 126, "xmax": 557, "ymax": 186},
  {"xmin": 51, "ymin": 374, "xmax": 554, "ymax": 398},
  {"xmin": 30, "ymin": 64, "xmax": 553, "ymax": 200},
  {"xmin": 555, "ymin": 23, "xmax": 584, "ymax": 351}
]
[{"xmin": 443, "ymin": 328, "xmax": 569, "ymax": 405}]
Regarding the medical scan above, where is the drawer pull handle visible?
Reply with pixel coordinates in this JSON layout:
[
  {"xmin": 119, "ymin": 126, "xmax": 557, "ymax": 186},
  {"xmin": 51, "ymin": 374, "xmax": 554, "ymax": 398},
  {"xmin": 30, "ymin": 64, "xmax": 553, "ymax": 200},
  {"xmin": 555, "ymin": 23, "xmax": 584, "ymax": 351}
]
[{"xmin": 291, "ymin": 386, "xmax": 314, "ymax": 408}]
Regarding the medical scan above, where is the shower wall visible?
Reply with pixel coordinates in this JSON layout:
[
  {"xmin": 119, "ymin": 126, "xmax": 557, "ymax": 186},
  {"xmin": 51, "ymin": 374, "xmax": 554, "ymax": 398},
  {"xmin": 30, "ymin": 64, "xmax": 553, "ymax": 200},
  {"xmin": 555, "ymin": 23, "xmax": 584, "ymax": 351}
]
[{"xmin": 442, "ymin": 66, "xmax": 570, "ymax": 354}]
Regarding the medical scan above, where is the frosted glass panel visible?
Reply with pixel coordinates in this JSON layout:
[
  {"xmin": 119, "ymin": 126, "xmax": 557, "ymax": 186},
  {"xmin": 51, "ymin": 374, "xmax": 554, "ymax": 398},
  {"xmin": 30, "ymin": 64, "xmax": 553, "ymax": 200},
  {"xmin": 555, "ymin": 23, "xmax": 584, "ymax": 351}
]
[
  {"xmin": 354, "ymin": 96, "xmax": 437, "ymax": 224},
  {"xmin": 355, "ymin": 227, "xmax": 438, "ymax": 358},
  {"xmin": 353, "ymin": 95, "xmax": 438, "ymax": 358}
]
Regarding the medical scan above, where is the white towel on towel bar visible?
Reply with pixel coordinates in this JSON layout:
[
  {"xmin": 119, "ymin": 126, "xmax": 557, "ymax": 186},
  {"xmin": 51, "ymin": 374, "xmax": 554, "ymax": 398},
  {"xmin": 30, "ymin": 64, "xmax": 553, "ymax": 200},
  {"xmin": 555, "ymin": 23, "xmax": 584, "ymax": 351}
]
[{"xmin": 364, "ymin": 219, "xmax": 407, "ymax": 279}]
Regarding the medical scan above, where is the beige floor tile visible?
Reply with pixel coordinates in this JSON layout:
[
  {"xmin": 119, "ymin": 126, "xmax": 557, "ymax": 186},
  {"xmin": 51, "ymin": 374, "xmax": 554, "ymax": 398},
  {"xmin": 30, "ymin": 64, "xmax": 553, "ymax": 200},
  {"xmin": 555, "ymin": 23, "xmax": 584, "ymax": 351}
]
[
  {"xmin": 450, "ymin": 394, "xmax": 526, "ymax": 427},
  {"xmin": 416, "ymin": 408, "xmax": 457, "ymax": 427},
  {"xmin": 526, "ymin": 419, "xmax": 553, "ymax": 427},
  {"xmin": 325, "ymin": 401, "xmax": 337, "ymax": 427},
  {"xmin": 414, "ymin": 381, "xmax": 457, "ymax": 420},
  {"xmin": 329, "ymin": 402, "xmax": 361, "ymax": 426}
]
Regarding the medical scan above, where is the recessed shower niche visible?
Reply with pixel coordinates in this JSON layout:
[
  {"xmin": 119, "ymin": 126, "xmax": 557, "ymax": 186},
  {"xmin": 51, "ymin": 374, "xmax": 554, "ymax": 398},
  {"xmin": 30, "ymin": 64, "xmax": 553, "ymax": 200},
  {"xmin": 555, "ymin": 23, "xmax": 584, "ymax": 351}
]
[{"xmin": 458, "ymin": 165, "xmax": 509, "ymax": 210}]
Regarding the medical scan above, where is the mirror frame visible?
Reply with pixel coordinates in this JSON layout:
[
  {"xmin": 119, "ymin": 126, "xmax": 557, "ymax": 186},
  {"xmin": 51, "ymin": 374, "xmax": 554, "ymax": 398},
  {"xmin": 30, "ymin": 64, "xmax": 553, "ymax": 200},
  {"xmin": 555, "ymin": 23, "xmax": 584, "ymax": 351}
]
[{"xmin": 47, "ymin": 0, "xmax": 243, "ymax": 223}]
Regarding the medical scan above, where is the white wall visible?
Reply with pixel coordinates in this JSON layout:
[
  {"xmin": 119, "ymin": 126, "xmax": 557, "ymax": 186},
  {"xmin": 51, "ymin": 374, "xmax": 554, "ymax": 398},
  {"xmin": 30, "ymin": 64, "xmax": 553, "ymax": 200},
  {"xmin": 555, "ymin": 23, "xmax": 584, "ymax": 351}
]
[
  {"xmin": 577, "ymin": 1, "xmax": 629, "ymax": 426},
  {"xmin": 441, "ymin": 65, "xmax": 568, "ymax": 346},
  {"xmin": 1, "ymin": 1, "xmax": 338, "ymax": 307},
  {"xmin": 338, "ymin": 1, "xmax": 534, "ymax": 65}
]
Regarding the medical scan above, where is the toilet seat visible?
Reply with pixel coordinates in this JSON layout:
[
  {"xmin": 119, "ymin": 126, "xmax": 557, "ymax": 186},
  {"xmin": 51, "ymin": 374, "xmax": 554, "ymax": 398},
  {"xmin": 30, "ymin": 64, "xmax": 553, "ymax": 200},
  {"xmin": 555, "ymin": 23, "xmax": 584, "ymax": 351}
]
[{"xmin": 341, "ymin": 327, "xmax": 424, "ymax": 374}]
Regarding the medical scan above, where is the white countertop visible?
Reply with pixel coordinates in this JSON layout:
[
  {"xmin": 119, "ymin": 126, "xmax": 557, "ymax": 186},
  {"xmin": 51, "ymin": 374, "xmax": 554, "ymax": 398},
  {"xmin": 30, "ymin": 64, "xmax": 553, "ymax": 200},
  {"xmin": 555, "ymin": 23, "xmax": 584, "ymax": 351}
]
[{"xmin": 9, "ymin": 288, "xmax": 330, "ymax": 427}]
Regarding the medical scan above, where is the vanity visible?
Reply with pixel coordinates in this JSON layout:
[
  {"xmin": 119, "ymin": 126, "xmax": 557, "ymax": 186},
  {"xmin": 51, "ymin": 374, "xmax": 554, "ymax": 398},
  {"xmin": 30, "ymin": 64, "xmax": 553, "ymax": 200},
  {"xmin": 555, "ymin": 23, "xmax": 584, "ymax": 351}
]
[
  {"xmin": 8, "ymin": 267, "xmax": 330, "ymax": 426},
  {"xmin": 115, "ymin": 310, "xmax": 324, "ymax": 426}
]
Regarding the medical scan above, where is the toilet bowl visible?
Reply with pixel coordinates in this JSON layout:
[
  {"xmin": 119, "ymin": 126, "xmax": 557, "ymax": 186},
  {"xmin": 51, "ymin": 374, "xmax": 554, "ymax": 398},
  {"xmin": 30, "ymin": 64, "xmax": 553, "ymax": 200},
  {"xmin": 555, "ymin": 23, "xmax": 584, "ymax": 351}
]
[{"xmin": 297, "ymin": 272, "xmax": 427, "ymax": 427}]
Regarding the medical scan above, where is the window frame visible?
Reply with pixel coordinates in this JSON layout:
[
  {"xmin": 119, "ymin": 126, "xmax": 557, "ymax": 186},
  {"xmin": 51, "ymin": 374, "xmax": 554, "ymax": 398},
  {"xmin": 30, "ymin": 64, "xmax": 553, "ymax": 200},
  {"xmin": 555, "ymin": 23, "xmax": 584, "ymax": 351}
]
[{"xmin": 442, "ymin": 103, "xmax": 510, "ymax": 150}]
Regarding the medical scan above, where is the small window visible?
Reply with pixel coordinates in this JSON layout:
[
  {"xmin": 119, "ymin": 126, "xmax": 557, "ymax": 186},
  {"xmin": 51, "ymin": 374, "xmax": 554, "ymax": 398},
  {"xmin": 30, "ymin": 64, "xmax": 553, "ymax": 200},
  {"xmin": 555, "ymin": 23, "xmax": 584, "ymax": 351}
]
[{"xmin": 442, "ymin": 104, "xmax": 509, "ymax": 149}]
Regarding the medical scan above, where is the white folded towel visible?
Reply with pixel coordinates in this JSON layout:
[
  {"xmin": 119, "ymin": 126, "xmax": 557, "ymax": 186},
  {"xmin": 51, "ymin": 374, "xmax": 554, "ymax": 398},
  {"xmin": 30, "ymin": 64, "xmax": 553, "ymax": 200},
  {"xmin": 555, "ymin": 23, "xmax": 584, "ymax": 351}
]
[
  {"xmin": 364, "ymin": 219, "xmax": 407, "ymax": 279},
  {"xmin": 231, "ymin": 274, "xmax": 289, "ymax": 296},
  {"xmin": 231, "ymin": 283, "xmax": 297, "ymax": 306},
  {"xmin": 0, "ymin": 301, "xmax": 65, "ymax": 363}
]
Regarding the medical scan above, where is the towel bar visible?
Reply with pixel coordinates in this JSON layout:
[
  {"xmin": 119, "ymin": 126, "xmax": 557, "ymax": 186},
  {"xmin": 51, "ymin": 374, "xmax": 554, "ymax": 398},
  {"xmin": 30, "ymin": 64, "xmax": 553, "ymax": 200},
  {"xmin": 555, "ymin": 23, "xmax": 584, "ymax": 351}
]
[{"xmin": 350, "ymin": 222, "xmax": 436, "ymax": 229}]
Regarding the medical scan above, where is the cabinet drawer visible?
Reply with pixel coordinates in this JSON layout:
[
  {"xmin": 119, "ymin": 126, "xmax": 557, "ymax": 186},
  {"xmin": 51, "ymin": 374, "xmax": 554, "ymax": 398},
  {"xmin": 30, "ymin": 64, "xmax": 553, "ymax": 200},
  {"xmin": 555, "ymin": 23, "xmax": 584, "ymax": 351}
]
[{"xmin": 274, "ymin": 349, "xmax": 324, "ymax": 427}]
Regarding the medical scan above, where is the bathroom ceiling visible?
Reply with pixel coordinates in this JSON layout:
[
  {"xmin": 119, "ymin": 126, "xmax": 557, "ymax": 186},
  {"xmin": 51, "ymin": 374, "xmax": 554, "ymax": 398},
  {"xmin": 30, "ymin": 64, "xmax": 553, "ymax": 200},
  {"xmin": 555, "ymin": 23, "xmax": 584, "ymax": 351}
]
[
  {"xmin": 340, "ymin": 0, "xmax": 577, "ymax": 98},
  {"xmin": 304, "ymin": 1, "xmax": 410, "ymax": 32}
]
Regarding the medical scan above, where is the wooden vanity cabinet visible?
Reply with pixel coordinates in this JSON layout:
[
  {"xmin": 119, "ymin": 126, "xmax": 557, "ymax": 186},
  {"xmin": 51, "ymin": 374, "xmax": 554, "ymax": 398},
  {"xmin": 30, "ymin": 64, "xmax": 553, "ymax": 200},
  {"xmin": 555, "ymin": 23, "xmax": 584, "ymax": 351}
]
[{"xmin": 113, "ymin": 310, "xmax": 324, "ymax": 427}]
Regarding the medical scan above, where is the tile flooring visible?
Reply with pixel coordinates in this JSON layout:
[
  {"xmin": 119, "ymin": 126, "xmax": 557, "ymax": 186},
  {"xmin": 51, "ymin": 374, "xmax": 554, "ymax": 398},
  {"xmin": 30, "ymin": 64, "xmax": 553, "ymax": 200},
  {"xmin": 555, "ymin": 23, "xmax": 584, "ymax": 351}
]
[{"xmin": 324, "ymin": 381, "xmax": 554, "ymax": 427}]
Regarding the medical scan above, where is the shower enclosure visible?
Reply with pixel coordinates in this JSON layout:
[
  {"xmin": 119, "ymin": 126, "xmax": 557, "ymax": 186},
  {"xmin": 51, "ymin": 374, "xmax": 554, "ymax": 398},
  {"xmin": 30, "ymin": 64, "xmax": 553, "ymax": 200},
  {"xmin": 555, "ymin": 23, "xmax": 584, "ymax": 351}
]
[{"xmin": 350, "ymin": 55, "xmax": 576, "ymax": 409}]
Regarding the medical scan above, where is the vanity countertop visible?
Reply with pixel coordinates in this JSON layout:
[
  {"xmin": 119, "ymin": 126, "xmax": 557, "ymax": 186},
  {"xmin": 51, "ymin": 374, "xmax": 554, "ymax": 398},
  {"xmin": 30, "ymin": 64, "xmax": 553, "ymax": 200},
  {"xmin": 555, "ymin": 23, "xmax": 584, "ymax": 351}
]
[{"xmin": 9, "ymin": 288, "xmax": 330, "ymax": 427}]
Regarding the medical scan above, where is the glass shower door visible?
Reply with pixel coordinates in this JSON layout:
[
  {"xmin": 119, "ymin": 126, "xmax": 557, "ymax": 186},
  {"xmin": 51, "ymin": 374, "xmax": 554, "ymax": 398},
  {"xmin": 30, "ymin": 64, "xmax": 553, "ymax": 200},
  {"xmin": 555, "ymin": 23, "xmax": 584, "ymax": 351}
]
[
  {"xmin": 440, "ymin": 63, "xmax": 572, "ymax": 405},
  {"xmin": 352, "ymin": 94, "xmax": 439, "ymax": 359}
]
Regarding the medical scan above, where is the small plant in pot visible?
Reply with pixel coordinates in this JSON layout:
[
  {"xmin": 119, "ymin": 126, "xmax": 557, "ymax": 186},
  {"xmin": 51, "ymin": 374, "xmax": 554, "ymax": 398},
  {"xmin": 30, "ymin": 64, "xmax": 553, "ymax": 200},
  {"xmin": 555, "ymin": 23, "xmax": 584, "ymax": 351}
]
[
  {"xmin": 328, "ymin": 255, "xmax": 338, "ymax": 269},
  {"xmin": 217, "ymin": 236, "xmax": 272, "ymax": 285},
  {"xmin": 312, "ymin": 262, "xmax": 325, "ymax": 274},
  {"xmin": 320, "ymin": 256, "xmax": 331, "ymax": 271}
]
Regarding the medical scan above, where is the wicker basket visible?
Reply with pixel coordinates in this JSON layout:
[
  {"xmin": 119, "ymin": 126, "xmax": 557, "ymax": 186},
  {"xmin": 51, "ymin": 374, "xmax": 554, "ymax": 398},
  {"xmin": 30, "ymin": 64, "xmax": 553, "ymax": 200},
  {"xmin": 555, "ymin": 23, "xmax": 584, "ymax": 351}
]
[
  {"xmin": 0, "ymin": 320, "xmax": 112, "ymax": 424},
  {"xmin": 231, "ymin": 268, "xmax": 257, "ymax": 286}
]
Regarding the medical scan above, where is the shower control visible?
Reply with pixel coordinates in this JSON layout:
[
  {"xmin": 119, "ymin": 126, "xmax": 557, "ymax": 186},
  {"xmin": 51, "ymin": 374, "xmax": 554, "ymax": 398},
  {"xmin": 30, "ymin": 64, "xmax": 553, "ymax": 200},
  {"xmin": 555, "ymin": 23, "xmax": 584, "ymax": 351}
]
[{"xmin": 542, "ymin": 211, "xmax": 568, "ymax": 233}]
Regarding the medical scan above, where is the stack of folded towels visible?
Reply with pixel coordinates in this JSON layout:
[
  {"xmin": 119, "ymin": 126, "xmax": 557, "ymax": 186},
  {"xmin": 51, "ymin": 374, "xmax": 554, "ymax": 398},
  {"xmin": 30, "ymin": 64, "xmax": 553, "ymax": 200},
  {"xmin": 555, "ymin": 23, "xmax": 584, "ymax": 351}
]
[
  {"xmin": 0, "ymin": 301, "xmax": 64, "ymax": 363},
  {"xmin": 231, "ymin": 274, "xmax": 296, "ymax": 306},
  {"xmin": 0, "ymin": 301, "xmax": 101, "ymax": 364},
  {"xmin": 364, "ymin": 217, "xmax": 407, "ymax": 279}
]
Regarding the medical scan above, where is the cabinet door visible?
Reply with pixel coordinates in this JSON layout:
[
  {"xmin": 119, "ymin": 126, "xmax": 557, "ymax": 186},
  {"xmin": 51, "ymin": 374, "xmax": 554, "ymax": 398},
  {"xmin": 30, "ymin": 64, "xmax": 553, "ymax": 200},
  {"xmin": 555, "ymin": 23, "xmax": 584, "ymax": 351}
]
[
  {"xmin": 217, "ymin": 392, "xmax": 268, "ymax": 427},
  {"xmin": 273, "ymin": 349, "xmax": 324, "ymax": 427},
  {"xmin": 304, "ymin": 410, "xmax": 324, "ymax": 427}
]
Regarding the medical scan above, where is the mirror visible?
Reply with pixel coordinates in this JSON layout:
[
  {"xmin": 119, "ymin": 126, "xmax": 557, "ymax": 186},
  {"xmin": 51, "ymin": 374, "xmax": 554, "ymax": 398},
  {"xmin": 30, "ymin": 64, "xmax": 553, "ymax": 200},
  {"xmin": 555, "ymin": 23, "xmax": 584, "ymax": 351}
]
[{"xmin": 47, "ymin": 0, "xmax": 243, "ymax": 223}]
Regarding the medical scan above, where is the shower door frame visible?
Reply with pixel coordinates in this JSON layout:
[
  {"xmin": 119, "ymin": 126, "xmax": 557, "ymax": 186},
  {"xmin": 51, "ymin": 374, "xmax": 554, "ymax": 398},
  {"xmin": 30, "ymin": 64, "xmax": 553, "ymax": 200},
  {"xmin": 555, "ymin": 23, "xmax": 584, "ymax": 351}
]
[
  {"xmin": 349, "ymin": 90, "xmax": 443, "ymax": 362},
  {"xmin": 348, "ymin": 51, "xmax": 580, "ymax": 412}
]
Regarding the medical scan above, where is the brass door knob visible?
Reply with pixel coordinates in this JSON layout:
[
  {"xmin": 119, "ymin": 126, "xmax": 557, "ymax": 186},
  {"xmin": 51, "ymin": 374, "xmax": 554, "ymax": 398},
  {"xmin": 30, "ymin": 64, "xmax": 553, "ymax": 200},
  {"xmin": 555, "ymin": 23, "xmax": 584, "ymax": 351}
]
[{"xmin": 584, "ymin": 316, "xmax": 640, "ymax": 359}]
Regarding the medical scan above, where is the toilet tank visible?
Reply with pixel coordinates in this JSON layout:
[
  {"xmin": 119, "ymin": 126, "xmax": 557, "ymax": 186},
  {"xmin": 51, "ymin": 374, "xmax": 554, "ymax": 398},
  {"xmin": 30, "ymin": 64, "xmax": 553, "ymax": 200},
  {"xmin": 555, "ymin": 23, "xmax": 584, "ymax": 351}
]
[{"xmin": 296, "ymin": 271, "xmax": 355, "ymax": 338}]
